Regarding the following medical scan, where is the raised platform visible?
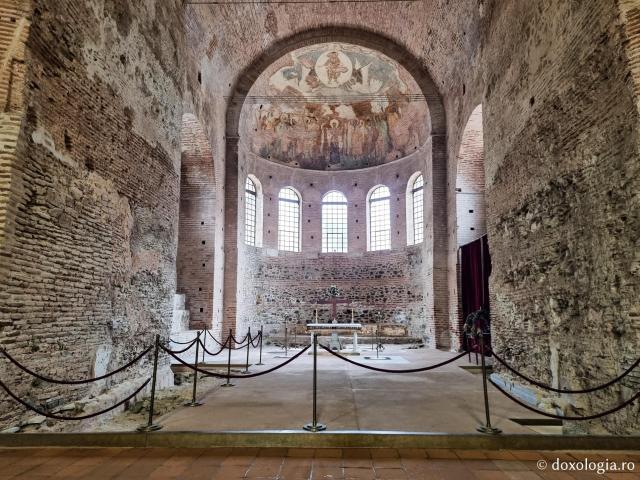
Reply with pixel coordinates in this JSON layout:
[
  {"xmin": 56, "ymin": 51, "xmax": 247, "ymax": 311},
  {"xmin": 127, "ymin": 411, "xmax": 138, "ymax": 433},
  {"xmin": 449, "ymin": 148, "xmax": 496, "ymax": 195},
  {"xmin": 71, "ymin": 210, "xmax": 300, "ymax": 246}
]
[{"xmin": 0, "ymin": 431, "xmax": 638, "ymax": 450}]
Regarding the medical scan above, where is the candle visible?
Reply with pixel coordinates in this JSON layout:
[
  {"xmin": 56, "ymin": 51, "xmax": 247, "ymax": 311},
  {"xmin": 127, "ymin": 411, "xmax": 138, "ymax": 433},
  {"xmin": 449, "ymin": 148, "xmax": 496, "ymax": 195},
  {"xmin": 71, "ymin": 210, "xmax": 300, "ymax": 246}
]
[
  {"xmin": 315, "ymin": 308, "xmax": 318, "ymax": 321},
  {"xmin": 351, "ymin": 309, "xmax": 354, "ymax": 323}
]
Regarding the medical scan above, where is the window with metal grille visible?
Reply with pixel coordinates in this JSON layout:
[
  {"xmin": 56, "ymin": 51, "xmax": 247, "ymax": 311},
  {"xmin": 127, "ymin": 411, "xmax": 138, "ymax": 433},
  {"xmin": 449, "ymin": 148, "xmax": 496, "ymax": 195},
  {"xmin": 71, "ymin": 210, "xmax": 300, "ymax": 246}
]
[
  {"xmin": 245, "ymin": 177, "xmax": 257, "ymax": 246},
  {"xmin": 322, "ymin": 191, "xmax": 348, "ymax": 253},
  {"xmin": 368, "ymin": 185, "xmax": 391, "ymax": 251},
  {"xmin": 411, "ymin": 174, "xmax": 424, "ymax": 244},
  {"xmin": 278, "ymin": 187, "xmax": 300, "ymax": 252}
]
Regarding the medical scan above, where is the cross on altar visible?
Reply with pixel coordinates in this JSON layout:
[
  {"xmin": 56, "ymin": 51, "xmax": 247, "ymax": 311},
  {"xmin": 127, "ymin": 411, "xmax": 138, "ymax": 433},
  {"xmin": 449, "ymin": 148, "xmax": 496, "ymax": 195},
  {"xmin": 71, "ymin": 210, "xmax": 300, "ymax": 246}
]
[{"xmin": 317, "ymin": 296, "xmax": 350, "ymax": 321}]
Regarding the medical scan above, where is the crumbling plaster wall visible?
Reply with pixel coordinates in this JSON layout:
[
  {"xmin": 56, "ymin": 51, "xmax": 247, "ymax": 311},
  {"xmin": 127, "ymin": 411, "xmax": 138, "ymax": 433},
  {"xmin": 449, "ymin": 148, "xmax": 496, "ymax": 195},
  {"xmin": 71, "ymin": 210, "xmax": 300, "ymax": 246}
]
[
  {"xmin": 479, "ymin": 0, "xmax": 640, "ymax": 434},
  {"xmin": 0, "ymin": 0, "xmax": 190, "ymax": 429}
]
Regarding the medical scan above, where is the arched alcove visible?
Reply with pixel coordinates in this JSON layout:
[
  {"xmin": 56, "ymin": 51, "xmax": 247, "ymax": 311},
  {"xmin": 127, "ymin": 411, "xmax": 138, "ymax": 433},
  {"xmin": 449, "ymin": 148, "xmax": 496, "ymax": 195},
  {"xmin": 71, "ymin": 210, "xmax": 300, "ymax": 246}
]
[
  {"xmin": 227, "ymin": 34, "xmax": 445, "ymax": 347},
  {"xmin": 455, "ymin": 104, "xmax": 486, "ymax": 246},
  {"xmin": 176, "ymin": 113, "xmax": 216, "ymax": 330},
  {"xmin": 454, "ymin": 104, "xmax": 489, "ymax": 350}
]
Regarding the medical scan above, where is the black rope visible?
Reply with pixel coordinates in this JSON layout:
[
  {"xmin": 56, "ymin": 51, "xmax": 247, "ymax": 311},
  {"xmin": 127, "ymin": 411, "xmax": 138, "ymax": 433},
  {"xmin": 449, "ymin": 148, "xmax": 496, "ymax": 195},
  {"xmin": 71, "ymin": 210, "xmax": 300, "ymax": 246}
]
[
  {"xmin": 169, "ymin": 332, "xmax": 201, "ymax": 345},
  {"xmin": 249, "ymin": 331, "xmax": 262, "ymax": 348},
  {"xmin": 490, "ymin": 348, "xmax": 640, "ymax": 394},
  {"xmin": 206, "ymin": 329, "xmax": 226, "ymax": 347},
  {"xmin": 489, "ymin": 378, "xmax": 640, "ymax": 421},
  {"xmin": 206, "ymin": 330, "xmax": 247, "ymax": 349},
  {"xmin": 164, "ymin": 338, "xmax": 198, "ymax": 354},
  {"xmin": 197, "ymin": 337, "xmax": 229, "ymax": 357},
  {"xmin": 0, "ymin": 346, "xmax": 152, "ymax": 385},
  {"xmin": 161, "ymin": 344, "xmax": 310, "ymax": 378},
  {"xmin": 231, "ymin": 332, "xmax": 249, "ymax": 345},
  {"xmin": 319, "ymin": 344, "xmax": 468, "ymax": 373},
  {"xmin": 0, "ymin": 377, "xmax": 150, "ymax": 421}
]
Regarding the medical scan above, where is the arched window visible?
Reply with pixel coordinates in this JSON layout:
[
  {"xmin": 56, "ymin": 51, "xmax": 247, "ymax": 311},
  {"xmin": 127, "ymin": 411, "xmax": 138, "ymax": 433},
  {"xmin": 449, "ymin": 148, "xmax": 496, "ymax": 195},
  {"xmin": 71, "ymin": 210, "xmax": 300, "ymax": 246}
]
[
  {"xmin": 245, "ymin": 177, "xmax": 257, "ymax": 246},
  {"xmin": 278, "ymin": 187, "xmax": 300, "ymax": 252},
  {"xmin": 368, "ymin": 185, "xmax": 391, "ymax": 251},
  {"xmin": 244, "ymin": 175, "xmax": 262, "ymax": 247},
  {"xmin": 322, "ymin": 191, "xmax": 348, "ymax": 253},
  {"xmin": 406, "ymin": 173, "xmax": 424, "ymax": 245}
]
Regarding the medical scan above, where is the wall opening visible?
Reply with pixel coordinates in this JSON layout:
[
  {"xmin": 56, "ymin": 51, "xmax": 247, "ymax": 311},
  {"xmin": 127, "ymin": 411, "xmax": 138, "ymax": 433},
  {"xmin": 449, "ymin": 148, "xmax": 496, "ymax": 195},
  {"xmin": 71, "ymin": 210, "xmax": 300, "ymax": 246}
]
[{"xmin": 176, "ymin": 113, "xmax": 216, "ymax": 330}]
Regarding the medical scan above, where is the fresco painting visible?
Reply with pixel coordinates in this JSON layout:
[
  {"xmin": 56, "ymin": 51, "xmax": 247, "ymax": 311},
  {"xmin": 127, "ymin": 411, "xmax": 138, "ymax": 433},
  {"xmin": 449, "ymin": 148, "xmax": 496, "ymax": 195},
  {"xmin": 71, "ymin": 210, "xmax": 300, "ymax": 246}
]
[{"xmin": 241, "ymin": 43, "xmax": 430, "ymax": 170}]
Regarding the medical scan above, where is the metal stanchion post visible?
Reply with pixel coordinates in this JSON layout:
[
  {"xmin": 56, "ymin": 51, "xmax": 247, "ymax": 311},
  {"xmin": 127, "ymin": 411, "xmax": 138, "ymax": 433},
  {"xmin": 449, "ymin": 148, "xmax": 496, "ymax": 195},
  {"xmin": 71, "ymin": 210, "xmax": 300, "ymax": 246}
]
[
  {"xmin": 477, "ymin": 332, "xmax": 501, "ymax": 434},
  {"xmin": 137, "ymin": 334, "xmax": 162, "ymax": 432},
  {"xmin": 284, "ymin": 325, "xmax": 288, "ymax": 357},
  {"xmin": 202, "ymin": 329, "xmax": 206, "ymax": 363},
  {"xmin": 370, "ymin": 323, "xmax": 375, "ymax": 351},
  {"xmin": 303, "ymin": 334, "xmax": 326, "ymax": 432},
  {"xmin": 244, "ymin": 327, "xmax": 251, "ymax": 373},
  {"xmin": 376, "ymin": 324, "xmax": 380, "ymax": 359},
  {"xmin": 221, "ymin": 329, "xmax": 235, "ymax": 387},
  {"xmin": 185, "ymin": 331, "xmax": 203, "ymax": 407},
  {"xmin": 257, "ymin": 326, "xmax": 264, "ymax": 365}
]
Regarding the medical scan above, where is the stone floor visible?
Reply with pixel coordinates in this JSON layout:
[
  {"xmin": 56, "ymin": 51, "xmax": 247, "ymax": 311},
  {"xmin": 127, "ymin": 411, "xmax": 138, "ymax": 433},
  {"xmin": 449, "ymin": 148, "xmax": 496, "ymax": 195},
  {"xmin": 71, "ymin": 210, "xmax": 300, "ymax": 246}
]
[
  {"xmin": 0, "ymin": 447, "xmax": 638, "ymax": 479},
  {"xmin": 163, "ymin": 340, "xmax": 547, "ymax": 433}
]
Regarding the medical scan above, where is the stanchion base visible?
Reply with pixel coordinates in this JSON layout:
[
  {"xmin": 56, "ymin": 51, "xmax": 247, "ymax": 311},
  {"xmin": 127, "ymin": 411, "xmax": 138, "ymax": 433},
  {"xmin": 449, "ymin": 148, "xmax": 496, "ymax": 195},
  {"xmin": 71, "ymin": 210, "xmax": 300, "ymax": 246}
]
[
  {"xmin": 136, "ymin": 424, "xmax": 162, "ymax": 432},
  {"xmin": 184, "ymin": 401, "xmax": 203, "ymax": 407},
  {"xmin": 256, "ymin": 363, "xmax": 265, "ymax": 366},
  {"xmin": 303, "ymin": 423, "xmax": 327, "ymax": 432},
  {"xmin": 221, "ymin": 383, "xmax": 235, "ymax": 387},
  {"xmin": 477, "ymin": 425, "xmax": 502, "ymax": 435}
]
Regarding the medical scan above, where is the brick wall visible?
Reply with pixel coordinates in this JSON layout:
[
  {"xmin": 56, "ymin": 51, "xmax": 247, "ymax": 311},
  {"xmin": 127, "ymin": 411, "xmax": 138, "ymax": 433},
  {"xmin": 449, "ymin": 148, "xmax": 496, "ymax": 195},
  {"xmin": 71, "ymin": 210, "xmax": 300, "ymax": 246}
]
[
  {"xmin": 0, "ymin": 0, "xmax": 187, "ymax": 429},
  {"xmin": 176, "ymin": 114, "xmax": 216, "ymax": 330},
  {"xmin": 455, "ymin": 104, "xmax": 486, "ymax": 247},
  {"xmin": 481, "ymin": 0, "xmax": 640, "ymax": 434}
]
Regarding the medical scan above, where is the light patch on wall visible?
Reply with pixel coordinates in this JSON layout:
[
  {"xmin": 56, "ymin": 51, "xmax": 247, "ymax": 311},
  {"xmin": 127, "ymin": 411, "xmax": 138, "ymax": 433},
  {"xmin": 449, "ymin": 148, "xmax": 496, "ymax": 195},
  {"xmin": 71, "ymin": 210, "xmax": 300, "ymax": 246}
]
[{"xmin": 31, "ymin": 126, "xmax": 77, "ymax": 169}]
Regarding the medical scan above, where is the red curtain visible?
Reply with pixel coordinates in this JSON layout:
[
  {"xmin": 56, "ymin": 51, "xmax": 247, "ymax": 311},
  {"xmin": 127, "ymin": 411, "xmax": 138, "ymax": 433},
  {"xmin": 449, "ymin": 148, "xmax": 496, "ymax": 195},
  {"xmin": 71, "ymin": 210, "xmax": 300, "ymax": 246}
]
[{"xmin": 459, "ymin": 235, "xmax": 491, "ymax": 352}]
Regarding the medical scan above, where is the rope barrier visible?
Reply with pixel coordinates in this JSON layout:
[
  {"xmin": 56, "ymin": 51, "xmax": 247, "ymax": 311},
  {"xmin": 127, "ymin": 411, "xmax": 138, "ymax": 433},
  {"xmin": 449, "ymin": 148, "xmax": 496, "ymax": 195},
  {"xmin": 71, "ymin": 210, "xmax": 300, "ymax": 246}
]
[
  {"xmin": 489, "ymin": 378, "xmax": 640, "ymax": 421},
  {"xmin": 249, "ymin": 331, "xmax": 262, "ymax": 348},
  {"xmin": 231, "ymin": 332, "xmax": 249, "ymax": 345},
  {"xmin": 206, "ymin": 329, "xmax": 226, "ymax": 347},
  {"xmin": 161, "ymin": 344, "xmax": 310, "ymax": 379},
  {"xmin": 0, "ymin": 346, "xmax": 153, "ymax": 385},
  {"xmin": 206, "ymin": 329, "xmax": 256, "ymax": 350},
  {"xmin": 197, "ymin": 337, "xmax": 229, "ymax": 357},
  {"xmin": 0, "ymin": 378, "xmax": 150, "ymax": 421},
  {"xmin": 489, "ymin": 348, "xmax": 640, "ymax": 394},
  {"xmin": 169, "ymin": 334, "xmax": 201, "ymax": 345},
  {"xmin": 165, "ymin": 338, "xmax": 198, "ymax": 355},
  {"xmin": 319, "ymin": 344, "xmax": 468, "ymax": 373}
]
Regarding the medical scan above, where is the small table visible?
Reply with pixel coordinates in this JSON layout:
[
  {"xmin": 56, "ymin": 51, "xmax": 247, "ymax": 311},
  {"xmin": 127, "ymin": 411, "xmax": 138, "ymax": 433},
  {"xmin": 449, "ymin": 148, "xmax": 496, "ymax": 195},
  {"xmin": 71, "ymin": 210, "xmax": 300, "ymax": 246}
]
[{"xmin": 306, "ymin": 322, "xmax": 363, "ymax": 354}]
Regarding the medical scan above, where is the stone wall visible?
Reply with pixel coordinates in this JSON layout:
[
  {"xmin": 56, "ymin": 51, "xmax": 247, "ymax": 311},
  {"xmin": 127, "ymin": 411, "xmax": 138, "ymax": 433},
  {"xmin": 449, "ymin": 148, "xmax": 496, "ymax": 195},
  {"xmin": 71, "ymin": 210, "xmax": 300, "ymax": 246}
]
[
  {"xmin": 235, "ymin": 146, "xmax": 433, "ymax": 344},
  {"xmin": 481, "ymin": 0, "xmax": 640, "ymax": 434},
  {"xmin": 0, "ymin": 0, "xmax": 187, "ymax": 429}
]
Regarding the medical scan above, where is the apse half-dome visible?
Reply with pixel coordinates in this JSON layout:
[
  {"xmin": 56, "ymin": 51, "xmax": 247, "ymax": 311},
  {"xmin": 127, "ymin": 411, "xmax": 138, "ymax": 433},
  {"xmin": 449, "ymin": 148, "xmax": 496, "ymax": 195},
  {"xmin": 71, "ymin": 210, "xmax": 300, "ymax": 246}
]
[{"xmin": 240, "ymin": 42, "xmax": 431, "ymax": 170}]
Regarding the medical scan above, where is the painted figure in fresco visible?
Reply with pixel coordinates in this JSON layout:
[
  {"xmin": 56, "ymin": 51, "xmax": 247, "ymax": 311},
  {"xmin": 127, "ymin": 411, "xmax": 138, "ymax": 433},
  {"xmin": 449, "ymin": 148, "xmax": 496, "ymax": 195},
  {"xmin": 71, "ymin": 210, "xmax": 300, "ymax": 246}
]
[
  {"xmin": 246, "ymin": 44, "xmax": 428, "ymax": 169},
  {"xmin": 321, "ymin": 51, "xmax": 349, "ymax": 85},
  {"xmin": 305, "ymin": 67, "xmax": 320, "ymax": 89}
]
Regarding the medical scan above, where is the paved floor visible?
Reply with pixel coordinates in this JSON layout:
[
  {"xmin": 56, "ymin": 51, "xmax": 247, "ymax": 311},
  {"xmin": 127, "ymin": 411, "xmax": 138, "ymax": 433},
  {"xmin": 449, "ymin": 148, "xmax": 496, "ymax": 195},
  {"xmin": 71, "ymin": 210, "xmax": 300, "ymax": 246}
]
[
  {"xmin": 0, "ymin": 447, "xmax": 638, "ymax": 479},
  {"xmin": 163, "ymin": 340, "xmax": 548, "ymax": 433}
]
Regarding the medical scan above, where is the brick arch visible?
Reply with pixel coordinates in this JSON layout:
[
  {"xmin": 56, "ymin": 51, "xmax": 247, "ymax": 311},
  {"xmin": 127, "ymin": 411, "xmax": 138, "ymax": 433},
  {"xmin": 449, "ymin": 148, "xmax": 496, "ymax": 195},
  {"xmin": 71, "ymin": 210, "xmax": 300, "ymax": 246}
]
[
  {"xmin": 225, "ymin": 26, "xmax": 445, "ymax": 138},
  {"xmin": 223, "ymin": 27, "xmax": 450, "ymax": 346},
  {"xmin": 176, "ymin": 113, "xmax": 217, "ymax": 331},
  {"xmin": 455, "ymin": 104, "xmax": 486, "ymax": 247}
]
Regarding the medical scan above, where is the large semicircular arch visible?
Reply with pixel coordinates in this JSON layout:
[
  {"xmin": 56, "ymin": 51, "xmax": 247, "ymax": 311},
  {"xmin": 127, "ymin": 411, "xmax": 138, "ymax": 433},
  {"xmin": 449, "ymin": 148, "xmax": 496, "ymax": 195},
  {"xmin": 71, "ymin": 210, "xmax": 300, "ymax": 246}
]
[{"xmin": 225, "ymin": 26, "xmax": 446, "ymax": 140}]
